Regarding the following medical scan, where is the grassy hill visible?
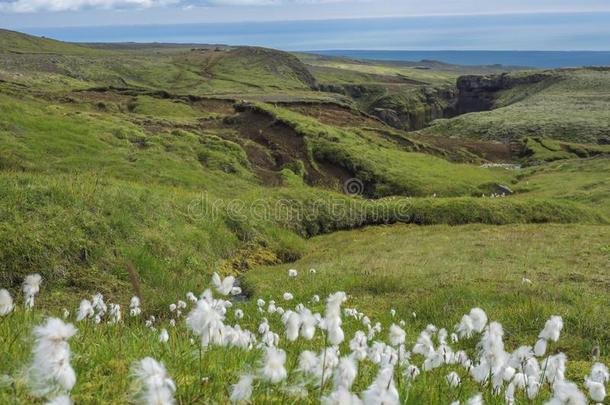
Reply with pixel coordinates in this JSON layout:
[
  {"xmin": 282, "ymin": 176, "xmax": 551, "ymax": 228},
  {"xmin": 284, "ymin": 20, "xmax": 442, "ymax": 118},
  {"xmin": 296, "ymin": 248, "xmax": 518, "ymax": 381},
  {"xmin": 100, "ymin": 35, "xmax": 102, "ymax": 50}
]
[
  {"xmin": 0, "ymin": 28, "xmax": 607, "ymax": 301},
  {"xmin": 0, "ymin": 28, "xmax": 102, "ymax": 55},
  {"xmin": 422, "ymin": 68, "xmax": 610, "ymax": 144}
]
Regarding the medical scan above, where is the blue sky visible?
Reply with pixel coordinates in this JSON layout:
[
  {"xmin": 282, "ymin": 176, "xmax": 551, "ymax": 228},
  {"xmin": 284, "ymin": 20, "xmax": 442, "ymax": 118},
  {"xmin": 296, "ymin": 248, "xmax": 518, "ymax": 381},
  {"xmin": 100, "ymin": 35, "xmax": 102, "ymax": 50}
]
[{"xmin": 1, "ymin": 0, "xmax": 609, "ymax": 50}]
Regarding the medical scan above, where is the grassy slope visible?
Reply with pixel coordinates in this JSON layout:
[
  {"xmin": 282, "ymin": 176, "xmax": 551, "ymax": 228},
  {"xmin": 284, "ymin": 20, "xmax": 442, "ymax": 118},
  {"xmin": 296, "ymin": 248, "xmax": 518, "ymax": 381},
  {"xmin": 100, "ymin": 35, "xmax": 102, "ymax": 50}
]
[
  {"xmin": 0, "ymin": 30, "xmax": 330, "ymax": 100},
  {"xmin": 0, "ymin": 29, "xmax": 103, "ymax": 55},
  {"xmin": 0, "ymin": 86, "xmax": 604, "ymax": 309},
  {"xmin": 514, "ymin": 158, "xmax": 610, "ymax": 218},
  {"xmin": 249, "ymin": 102, "xmax": 514, "ymax": 197},
  {"xmin": 300, "ymin": 55, "xmax": 457, "ymax": 86},
  {"xmin": 246, "ymin": 223, "xmax": 610, "ymax": 361},
  {"xmin": 424, "ymin": 69, "xmax": 610, "ymax": 143},
  {"xmin": 0, "ymin": 30, "xmax": 607, "ymax": 302},
  {"xmin": 1, "ymin": 223, "xmax": 608, "ymax": 404},
  {"xmin": 520, "ymin": 137, "xmax": 610, "ymax": 164}
]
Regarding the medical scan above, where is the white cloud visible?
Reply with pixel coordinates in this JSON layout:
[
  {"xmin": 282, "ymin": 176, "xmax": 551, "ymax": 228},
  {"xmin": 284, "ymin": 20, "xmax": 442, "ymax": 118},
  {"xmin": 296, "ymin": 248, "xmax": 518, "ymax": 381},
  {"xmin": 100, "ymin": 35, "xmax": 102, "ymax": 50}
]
[
  {"xmin": 0, "ymin": 0, "xmax": 179, "ymax": 12},
  {"xmin": 204, "ymin": 0, "xmax": 350, "ymax": 4},
  {"xmin": 0, "ymin": 0, "xmax": 353, "ymax": 13}
]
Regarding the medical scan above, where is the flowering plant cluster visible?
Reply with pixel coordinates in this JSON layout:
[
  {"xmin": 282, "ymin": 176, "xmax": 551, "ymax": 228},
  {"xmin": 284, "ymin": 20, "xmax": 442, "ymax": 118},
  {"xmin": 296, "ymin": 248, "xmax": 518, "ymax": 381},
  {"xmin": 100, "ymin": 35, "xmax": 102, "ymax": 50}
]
[{"xmin": 0, "ymin": 270, "xmax": 608, "ymax": 404}]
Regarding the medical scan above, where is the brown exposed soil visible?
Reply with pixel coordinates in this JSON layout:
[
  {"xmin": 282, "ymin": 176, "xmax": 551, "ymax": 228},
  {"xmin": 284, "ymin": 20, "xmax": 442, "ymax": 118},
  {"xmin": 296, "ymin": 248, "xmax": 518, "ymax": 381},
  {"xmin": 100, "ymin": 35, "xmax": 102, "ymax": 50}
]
[
  {"xmin": 278, "ymin": 102, "xmax": 386, "ymax": 128},
  {"xmin": 411, "ymin": 134, "xmax": 514, "ymax": 162},
  {"xmin": 230, "ymin": 109, "xmax": 349, "ymax": 188}
]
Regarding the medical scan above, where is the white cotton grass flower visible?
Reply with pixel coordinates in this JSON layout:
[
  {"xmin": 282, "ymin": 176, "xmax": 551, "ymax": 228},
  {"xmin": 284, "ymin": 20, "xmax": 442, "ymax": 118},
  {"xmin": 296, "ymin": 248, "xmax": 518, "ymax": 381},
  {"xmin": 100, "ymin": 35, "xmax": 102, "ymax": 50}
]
[
  {"xmin": 588, "ymin": 362, "xmax": 609, "ymax": 384},
  {"xmin": 388, "ymin": 324, "xmax": 406, "ymax": 346},
  {"xmin": 159, "ymin": 329, "xmax": 169, "ymax": 343},
  {"xmin": 446, "ymin": 371, "xmax": 461, "ymax": 388},
  {"xmin": 456, "ymin": 314, "xmax": 474, "ymax": 338},
  {"xmin": 546, "ymin": 380, "xmax": 587, "ymax": 405},
  {"xmin": 75, "ymin": 299, "xmax": 94, "ymax": 322},
  {"xmin": 131, "ymin": 357, "xmax": 176, "ymax": 405},
  {"xmin": 311, "ymin": 295, "xmax": 320, "ymax": 303},
  {"xmin": 23, "ymin": 273, "xmax": 42, "ymax": 310},
  {"xmin": 505, "ymin": 372, "xmax": 525, "ymax": 403},
  {"xmin": 349, "ymin": 331, "xmax": 368, "ymax": 360},
  {"xmin": 455, "ymin": 308, "xmax": 487, "ymax": 338},
  {"xmin": 471, "ymin": 321, "xmax": 507, "ymax": 385},
  {"xmin": 412, "ymin": 330, "xmax": 434, "ymax": 357},
  {"xmin": 108, "ymin": 303, "xmax": 121, "ymax": 324},
  {"xmin": 91, "ymin": 293, "xmax": 107, "ymax": 319},
  {"xmin": 211, "ymin": 272, "xmax": 241, "ymax": 296},
  {"xmin": 28, "ymin": 317, "xmax": 77, "ymax": 397},
  {"xmin": 333, "ymin": 356, "xmax": 358, "ymax": 390},
  {"xmin": 260, "ymin": 347, "xmax": 287, "ymax": 384},
  {"xmin": 318, "ymin": 347, "xmax": 340, "ymax": 383},
  {"xmin": 539, "ymin": 315, "xmax": 564, "ymax": 342},
  {"xmin": 584, "ymin": 379, "xmax": 606, "ymax": 403},
  {"xmin": 534, "ymin": 315, "xmax": 564, "ymax": 356},
  {"xmin": 284, "ymin": 311, "xmax": 301, "ymax": 342},
  {"xmin": 230, "ymin": 374, "xmax": 253, "ymax": 403},
  {"xmin": 534, "ymin": 315, "xmax": 563, "ymax": 357},
  {"xmin": 469, "ymin": 308, "xmax": 488, "ymax": 333},
  {"xmin": 404, "ymin": 365, "xmax": 420, "ymax": 380},
  {"xmin": 186, "ymin": 299, "xmax": 225, "ymax": 347},
  {"xmin": 466, "ymin": 393, "xmax": 483, "ymax": 405},
  {"xmin": 297, "ymin": 350, "xmax": 319, "ymax": 375},
  {"xmin": 258, "ymin": 318, "xmax": 270, "ymax": 335},
  {"xmin": 288, "ymin": 269, "xmax": 298, "ymax": 278},
  {"xmin": 584, "ymin": 362, "xmax": 609, "ymax": 403},
  {"xmin": 324, "ymin": 292, "xmax": 347, "ymax": 346},
  {"xmin": 129, "ymin": 296, "xmax": 142, "ymax": 317},
  {"xmin": 362, "ymin": 366, "xmax": 399, "ymax": 405},
  {"xmin": 534, "ymin": 338, "xmax": 548, "ymax": 357},
  {"xmin": 0, "ymin": 288, "xmax": 15, "ymax": 316},
  {"xmin": 186, "ymin": 292, "xmax": 197, "ymax": 303},
  {"xmin": 390, "ymin": 308, "xmax": 396, "ymax": 317},
  {"xmin": 322, "ymin": 387, "xmax": 362, "ymax": 405},
  {"xmin": 299, "ymin": 308, "xmax": 317, "ymax": 340},
  {"xmin": 45, "ymin": 395, "xmax": 73, "ymax": 405},
  {"xmin": 309, "ymin": 268, "xmax": 317, "ymax": 274},
  {"xmin": 283, "ymin": 292, "xmax": 293, "ymax": 301},
  {"xmin": 169, "ymin": 303, "xmax": 177, "ymax": 312},
  {"xmin": 541, "ymin": 353, "xmax": 567, "ymax": 383},
  {"xmin": 234, "ymin": 309, "xmax": 244, "ymax": 319}
]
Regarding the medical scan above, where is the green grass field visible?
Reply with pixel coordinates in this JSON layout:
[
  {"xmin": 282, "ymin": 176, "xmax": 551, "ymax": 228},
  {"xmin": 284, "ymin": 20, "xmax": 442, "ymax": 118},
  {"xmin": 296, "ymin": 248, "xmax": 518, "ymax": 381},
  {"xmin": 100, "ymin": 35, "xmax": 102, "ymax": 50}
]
[{"xmin": 0, "ymin": 29, "xmax": 609, "ymax": 405}]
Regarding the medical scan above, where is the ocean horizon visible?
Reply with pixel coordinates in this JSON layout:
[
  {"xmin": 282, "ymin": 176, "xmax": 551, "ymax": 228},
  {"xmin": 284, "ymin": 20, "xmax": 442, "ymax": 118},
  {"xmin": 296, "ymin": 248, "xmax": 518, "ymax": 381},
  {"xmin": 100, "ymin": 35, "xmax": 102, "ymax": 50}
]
[{"xmin": 307, "ymin": 50, "xmax": 610, "ymax": 68}]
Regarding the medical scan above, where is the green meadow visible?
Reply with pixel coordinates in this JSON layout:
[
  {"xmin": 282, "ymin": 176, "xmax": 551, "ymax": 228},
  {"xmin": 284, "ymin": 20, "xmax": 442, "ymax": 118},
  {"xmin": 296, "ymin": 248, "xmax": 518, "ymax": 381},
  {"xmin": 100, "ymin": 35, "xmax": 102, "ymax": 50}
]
[{"xmin": 0, "ymin": 29, "xmax": 608, "ymax": 404}]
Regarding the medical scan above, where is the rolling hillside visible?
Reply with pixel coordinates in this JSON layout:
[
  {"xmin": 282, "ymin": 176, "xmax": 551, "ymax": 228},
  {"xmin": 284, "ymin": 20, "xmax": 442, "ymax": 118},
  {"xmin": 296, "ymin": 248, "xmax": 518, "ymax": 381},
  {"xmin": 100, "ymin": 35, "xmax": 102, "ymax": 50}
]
[
  {"xmin": 0, "ymin": 28, "xmax": 609, "ymax": 405},
  {"xmin": 0, "ymin": 28, "xmax": 608, "ymax": 303}
]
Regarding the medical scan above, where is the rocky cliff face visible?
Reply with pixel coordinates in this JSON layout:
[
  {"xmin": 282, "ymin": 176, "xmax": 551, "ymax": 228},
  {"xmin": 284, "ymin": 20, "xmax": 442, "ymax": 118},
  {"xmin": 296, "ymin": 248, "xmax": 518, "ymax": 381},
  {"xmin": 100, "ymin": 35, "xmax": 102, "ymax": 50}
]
[
  {"xmin": 455, "ymin": 72, "xmax": 553, "ymax": 114},
  {"xmin": 368, "ymin": 86, "xmax": 457, "ymax": 131},
  {"xmin": 317, "ymin": 72, "xmax": 558, "ymax": 131},
  {"xmin": 318, "ymin": 83, "xmax": 457, "ymax": 131}
]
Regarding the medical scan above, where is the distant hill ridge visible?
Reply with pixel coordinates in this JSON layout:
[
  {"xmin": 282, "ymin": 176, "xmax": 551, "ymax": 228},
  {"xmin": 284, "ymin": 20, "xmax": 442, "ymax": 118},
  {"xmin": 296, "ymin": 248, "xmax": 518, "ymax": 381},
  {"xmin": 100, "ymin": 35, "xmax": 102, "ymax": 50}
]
[{"xmin": 0, "ymin": 28, "xmax": 102, "ymax": 55}]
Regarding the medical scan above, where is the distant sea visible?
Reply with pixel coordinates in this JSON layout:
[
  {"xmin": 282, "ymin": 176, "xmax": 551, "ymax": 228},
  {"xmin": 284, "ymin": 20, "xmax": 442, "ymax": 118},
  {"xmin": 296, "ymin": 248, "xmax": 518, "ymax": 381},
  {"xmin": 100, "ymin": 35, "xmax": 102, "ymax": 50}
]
[{"xmin": 309, "ymin": 50, "xmax": 610, "ymax": 68}]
